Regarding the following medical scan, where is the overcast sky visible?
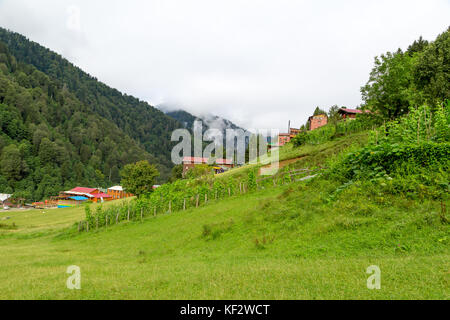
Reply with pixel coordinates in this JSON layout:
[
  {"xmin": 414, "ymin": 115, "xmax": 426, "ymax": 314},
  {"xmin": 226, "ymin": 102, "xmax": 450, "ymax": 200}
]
[{"xmin": 0, "ymin": 0, "xmax": 449, "ymax": 131}]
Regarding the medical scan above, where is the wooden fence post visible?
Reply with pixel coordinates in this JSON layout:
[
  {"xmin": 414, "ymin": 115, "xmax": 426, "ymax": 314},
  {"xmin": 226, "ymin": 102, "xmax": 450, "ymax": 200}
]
[
  {"xmin": 215, "ymin": 191, "xmax": 218, "ymax": 200},
  {"xmin": 141, "ymin": 208, "xmax": 143, "ymax": 221},
  {"xmin": 228, "ymin": 188, "xmax": 231, "ymax": 197},
  {"xmin": 239, "ymin": 183, "xmax": 242, "ymax": 194},
  {"xmin": 127, "ymin": 207, "xmax": 130, "ymax": 221},
  {"xmin": 154, "ymin": 207, "xmax": 156, "ymax": 217},
  {"xmin": 169, "ymin": 201, "xmax": 172, "ymax": 213},
  {"xmin": 205, "ymin": 194, "xmax": 208, "ymax": 204},
  {"xmin": 183, "ymin": 198, "xmax": 186, "ymax": 211},
  {"xmin": 105, "ymin": 216, "xmax": 108, "ymax": 227},
  {"xmin": 86, "ymin": 221, "xmax": 89, "ymax": 232},
  {"xmin": 196, "ymin": 194, "xmax": 199, "ymax": 208}
]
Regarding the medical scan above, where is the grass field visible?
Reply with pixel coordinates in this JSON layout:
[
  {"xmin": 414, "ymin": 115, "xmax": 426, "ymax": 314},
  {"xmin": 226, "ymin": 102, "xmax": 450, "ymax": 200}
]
[{"xmin": 0, "ymin": 134, "xmax": 448, "ymax": 300}]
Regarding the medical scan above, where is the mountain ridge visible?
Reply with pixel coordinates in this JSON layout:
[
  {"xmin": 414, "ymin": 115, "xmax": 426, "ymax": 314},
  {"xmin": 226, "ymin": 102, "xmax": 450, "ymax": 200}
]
[
  {"xmin": 0, "ymin": 27, "xmax": 188, "ymax": 200},
  {"xmin": 0, "ymin": 27, "xmax": 183, "ymax": 175},
  {"xmin": 164, "ymin": 108, "xmax": 245, "ymax": 132}
]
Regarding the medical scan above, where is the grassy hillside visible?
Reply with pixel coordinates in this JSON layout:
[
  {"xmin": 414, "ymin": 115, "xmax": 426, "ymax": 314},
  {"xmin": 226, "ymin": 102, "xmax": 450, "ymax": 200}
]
[
  {"xmin": 218, "ymin": 131, "xmax": 368, "ymax": 181},
  {"xmin": 0, "ymin": 197, "xmax": 131, "ymax": 235},
  {"xmin": 0, "ymin": 131, "xmax": 448, "ymax": 300}
]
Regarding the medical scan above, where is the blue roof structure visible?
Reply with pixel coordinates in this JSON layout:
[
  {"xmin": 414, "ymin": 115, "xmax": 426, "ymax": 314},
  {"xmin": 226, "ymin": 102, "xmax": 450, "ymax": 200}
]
[{"xmin": 70, "ymin": 196, "xmax": 88, "ymax": 201}]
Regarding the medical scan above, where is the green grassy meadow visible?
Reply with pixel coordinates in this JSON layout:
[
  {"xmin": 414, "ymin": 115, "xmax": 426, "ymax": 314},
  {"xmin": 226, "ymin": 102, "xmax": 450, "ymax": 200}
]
[{"xmin": 0, "ymin": 133, "xmax": 448, "ymax": 300}]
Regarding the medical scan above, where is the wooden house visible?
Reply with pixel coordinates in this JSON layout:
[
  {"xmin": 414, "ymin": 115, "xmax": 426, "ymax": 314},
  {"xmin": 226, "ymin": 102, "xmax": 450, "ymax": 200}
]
[
  {"xmin": 338, "ymin": 108, "xmax": 370, "ymax": 119},
  {"xmin": 277, "ymin": 133, "xmax": 291, "ymax": 147},
  {"xmin": 182, "ymin": 157, "xmax": 234, "ymax": 176},
  {"xmin": 107, "ymin": 186, "xmax": 133, "ymax": 200},
  {"xmin": 61, "ymin": 187, "xmax": 112, "ymax": 204},
  {"xmin": 308, "ymin": 114, "xmax": 328, "ymax": 131}
]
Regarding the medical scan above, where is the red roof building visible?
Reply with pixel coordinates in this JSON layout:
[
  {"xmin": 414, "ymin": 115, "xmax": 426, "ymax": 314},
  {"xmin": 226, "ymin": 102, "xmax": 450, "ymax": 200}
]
[
  {"xmin": 182, "ymin": 157, "xmax": 233, "ymax": 165},
  {"xmin": 107, "ymin": 186, "xmax": 134, "ymax": 200},
  {"xmin": 182, "ymin": 157, "xmax": 234, "ymax": 176},
  {"xmin": 182, "ymin": 157, "xmax": 209, "ymax": 164},
  {"xmin": 338, "ymin": 108, "xmax": 371, "ymax": 119},
  {"xmin": 63, "ymin": 187, "xmax": 112, "ymax": 203},
  {"xmin": 308, "ymin": 114, "xmax": 328, "ymax": 131},
  {"xmin": 91, "ymin": 193, "xmax": 112, "ymax": 199},
  {"xmin": 69, "ymin": 187, "xmax": 99, "ymax": 194},
  {"xmin": 278, "ymin": 133, "xmax": 291, "ymax": 147}
]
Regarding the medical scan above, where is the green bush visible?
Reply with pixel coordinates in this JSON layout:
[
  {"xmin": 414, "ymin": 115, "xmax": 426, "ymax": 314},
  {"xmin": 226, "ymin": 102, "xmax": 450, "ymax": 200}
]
[
  {"xmin": 328, "ymin": 103, "xmax": 450, "ymax": 201},
  {"xmin": 335, "ymin": 142, "xmax": 450, "ymax": 180}
]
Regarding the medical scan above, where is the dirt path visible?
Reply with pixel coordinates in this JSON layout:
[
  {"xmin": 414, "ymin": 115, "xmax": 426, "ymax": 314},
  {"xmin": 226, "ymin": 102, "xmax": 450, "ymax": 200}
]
[
  {"xmin": 261, "ymin": 156, "xmax": 306, "ymax": 169},
  {"xmin": 259, "ymin": 156, "xmax": 306, "ymax": 175}
]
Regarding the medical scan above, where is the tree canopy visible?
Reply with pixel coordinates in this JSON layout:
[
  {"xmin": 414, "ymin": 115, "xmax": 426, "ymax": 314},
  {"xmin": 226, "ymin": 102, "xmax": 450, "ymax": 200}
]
[
  {"xmin": 361, "ymin": 28, "xmax": 449, "ymax": 118},
  {"xmin": 120, "ymin": 161, "xmax": 160, "ymax": 198}
]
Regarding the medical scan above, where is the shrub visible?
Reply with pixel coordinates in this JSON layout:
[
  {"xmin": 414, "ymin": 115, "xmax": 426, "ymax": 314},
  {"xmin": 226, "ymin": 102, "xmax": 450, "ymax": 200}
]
[{"xmin": 247, "ymin": 170, "xmax": 257, "ymax": 191}]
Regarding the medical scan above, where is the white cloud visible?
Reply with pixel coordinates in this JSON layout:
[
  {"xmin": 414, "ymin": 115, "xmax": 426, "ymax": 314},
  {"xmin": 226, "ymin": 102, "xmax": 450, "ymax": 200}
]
[{"xmin": 0, "ymin": 0, "xmax": 449, "ymax": 131}]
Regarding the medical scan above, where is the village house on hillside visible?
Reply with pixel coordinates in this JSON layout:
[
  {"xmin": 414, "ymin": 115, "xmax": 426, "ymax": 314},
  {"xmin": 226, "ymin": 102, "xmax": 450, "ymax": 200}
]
[
  {"xmin": 58, "ymin": 187, "xmax": 112, "ymax": 208},
  {"xmin": 182, "ymin": 157, "xmax": 234, "ymax": 176},
  {"xmin": 308, "ymin": 114, "xmax": 328, "ymax": 131},
  {"xmin": 338, "ymin": 108, "xmax": 370, "ymax": 119},
  {"xmin": 269, "ymin": 106, "xmax": 371, "ymax": 151},
  {"xmin": 277, "ymin": 133, "xmax": 291, "ymax": 147},
  {"xmin": 0, "ymin": 194, "xmax": 12, "ymax": 209},
  {"xmin": 107, "ymin": 186, "xmax": 134, "ymax": 200},
  {"xmin": 275, "ymin": 116, "xmax": 328, "ymax": 148},
  {"xmin": 268, "ymin": 123, "xmax": 302, "ymax": 150}
]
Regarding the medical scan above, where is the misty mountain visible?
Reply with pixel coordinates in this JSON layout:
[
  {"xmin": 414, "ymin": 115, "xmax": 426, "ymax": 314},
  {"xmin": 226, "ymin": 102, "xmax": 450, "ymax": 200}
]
[
  {"xmin": 0, "ymin": 27, "xmax": 183, "ymax": 180},
  {"xmin": 164, "ymin": 108, "xmax": 244, "ymax": 133}
]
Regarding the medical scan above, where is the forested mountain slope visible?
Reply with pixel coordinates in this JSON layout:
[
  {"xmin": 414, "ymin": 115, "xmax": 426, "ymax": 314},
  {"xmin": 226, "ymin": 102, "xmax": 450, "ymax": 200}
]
[
  {"xmin": 0, "ymin": 27, "xmax": 182, "ymax": 178},
  {"xmin": 0, "ymin": 28, "xmax": 183, "ymax": 200}
]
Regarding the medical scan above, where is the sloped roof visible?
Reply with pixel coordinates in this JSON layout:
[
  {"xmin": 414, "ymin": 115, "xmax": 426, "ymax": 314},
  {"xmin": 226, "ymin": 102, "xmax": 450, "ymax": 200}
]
[
  {"xmin": 183, "ymin": 157, "xmax": 233, "ymax": 165},
  {"xmin": 69, "ymin": 187, "xmax": 98, "ymax": 194},
  {"xmin": 308, "ymin": 114, "xmax": 328, "ymax": 121},
  {"xmin": 0, "ymin": 194, "xmax": 12, "ymax": 202},
  {"xmin": 64, "ymin": 191, "xmax": 94, "ymax": 198},
  {"xmin": 339, "ymin": 108, "xmax": 370, "ymax": 114},
  {"xmin": 108, "ymin": 186, "xmax": 123, "ymax": 191},
  {"xmin": 183, "ymin": 157, "xmax": 209, "ymax": 164}
]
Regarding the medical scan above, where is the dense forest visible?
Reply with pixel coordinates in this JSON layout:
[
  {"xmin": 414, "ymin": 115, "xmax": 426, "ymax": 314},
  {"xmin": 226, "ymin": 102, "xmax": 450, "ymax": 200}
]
[
  {"xmin": 0, "ymin": 27, "xmax": 186, "ymax": 201},
  {"xmin": 0, "ymin": 28, "xmax": 181, "ymax": 164},
  {"xmin": 361, "ymin": 27, "xmax": 449, "ymax": 118}
]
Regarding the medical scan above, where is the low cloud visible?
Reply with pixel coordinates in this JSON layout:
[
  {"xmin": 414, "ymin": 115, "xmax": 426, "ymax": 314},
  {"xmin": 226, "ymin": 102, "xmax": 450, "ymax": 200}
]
[{"xmin": 0, "ymin": 0, "xmax": 449, "ymax": 131}]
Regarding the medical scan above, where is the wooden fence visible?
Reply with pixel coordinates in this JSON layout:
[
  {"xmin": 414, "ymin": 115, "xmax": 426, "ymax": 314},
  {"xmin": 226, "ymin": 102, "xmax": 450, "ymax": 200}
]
[{"xmin": 78, "ymin": 167, "xmax": 325, "ymax": 233}]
